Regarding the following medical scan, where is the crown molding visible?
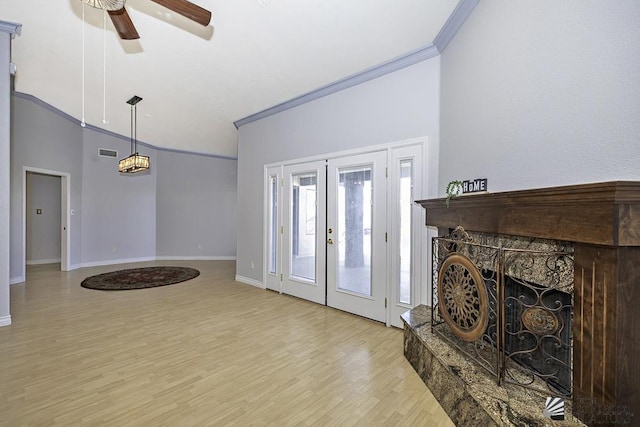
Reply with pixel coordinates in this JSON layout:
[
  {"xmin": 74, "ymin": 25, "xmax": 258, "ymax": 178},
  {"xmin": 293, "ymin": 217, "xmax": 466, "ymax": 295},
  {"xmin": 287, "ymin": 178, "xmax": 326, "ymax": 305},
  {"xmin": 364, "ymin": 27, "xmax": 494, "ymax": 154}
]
[
  {"xmin": 433, "ymin": 0, "xmax": 479, "ymax": 53},
  {"xmin": 234, "ymin": 44, "xmax": 439, "ymax": 129},
  {"xmin": 235, "ymin": 0, "xmax": 480, "ymax": 129},
  {"xmin": 12, "ymin": 92, "xmax": 237, "ymax": 161},
  {"xmin": 0, "ymin": 21, "xmax": 21, "ymax": 38}
]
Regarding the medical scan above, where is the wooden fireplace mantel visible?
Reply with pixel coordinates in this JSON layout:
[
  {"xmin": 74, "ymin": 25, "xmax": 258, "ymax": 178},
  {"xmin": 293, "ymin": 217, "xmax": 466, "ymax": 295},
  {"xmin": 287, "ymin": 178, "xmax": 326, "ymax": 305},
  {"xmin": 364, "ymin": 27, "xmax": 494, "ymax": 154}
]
[
  {"xmin": 416, "ymin": 181, "xmax": 640, "ymax": 246},
  {"xmin": 417, "ymin": 181, "xmax": 640, "ymax": 426}
]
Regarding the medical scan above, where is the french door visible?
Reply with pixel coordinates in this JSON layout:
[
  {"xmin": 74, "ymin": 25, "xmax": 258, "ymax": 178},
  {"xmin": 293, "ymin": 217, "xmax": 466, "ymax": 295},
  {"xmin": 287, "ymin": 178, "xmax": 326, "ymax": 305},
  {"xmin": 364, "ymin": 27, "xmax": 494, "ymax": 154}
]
[
  {"xmin": 265, "ymin": 143, "xmax": 424, "ymax": 325},
  {"xmin": 326, "ymin": 152, "xmax": 387, "ymax": 322}
]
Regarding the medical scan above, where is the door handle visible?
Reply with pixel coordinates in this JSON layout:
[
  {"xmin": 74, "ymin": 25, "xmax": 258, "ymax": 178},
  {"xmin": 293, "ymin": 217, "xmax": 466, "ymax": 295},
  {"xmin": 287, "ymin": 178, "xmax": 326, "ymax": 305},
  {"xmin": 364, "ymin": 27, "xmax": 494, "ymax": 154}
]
[{"xmin": 327, "ymin": 238, "xmax": 334, "ymax": 245}]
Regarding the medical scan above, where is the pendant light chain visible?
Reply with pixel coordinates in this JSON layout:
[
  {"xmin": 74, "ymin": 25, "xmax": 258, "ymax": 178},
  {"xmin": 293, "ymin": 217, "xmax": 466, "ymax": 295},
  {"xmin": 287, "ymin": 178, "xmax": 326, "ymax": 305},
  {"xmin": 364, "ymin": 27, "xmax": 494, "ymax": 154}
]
[
  {"xmin": 81, "ymin": 2, "xmax": 86, "ymax": 127},
  {"xmin": 102, "ymin": 10, "xmax": 107, "ymax": 124},
  {"xmin": 130, "ymin": 103, "xmax": 134, "ymax": 154}
]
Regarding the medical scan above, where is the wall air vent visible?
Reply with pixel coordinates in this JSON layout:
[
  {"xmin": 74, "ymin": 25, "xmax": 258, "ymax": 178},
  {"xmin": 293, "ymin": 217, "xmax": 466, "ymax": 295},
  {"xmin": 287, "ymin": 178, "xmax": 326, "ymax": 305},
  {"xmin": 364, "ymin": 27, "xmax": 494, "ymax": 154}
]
[{"xmin": 99, "ymin": 148, "xmax": 118, "ymax": 158}]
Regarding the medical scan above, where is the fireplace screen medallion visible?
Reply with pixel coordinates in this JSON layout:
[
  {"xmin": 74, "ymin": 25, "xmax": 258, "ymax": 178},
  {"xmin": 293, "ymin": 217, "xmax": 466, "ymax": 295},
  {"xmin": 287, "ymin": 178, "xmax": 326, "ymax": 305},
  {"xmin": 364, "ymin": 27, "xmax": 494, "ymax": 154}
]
[{"xmin": 438, "ymin": 253, "xmax": 489, "ymax": 342}]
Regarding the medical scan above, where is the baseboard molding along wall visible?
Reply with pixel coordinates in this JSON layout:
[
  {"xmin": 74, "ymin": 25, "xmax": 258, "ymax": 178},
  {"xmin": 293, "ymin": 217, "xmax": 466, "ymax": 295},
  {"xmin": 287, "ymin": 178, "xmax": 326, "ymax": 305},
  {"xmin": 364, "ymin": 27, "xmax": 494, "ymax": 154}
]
[
  {"xmin": 155, "ymin": 256, "xmax": 236, "ymax": 261},
  {"xmin": 235, "ymin": 275, "xmax": 265, "ymax": 289},
  {"xmin": 70, "ymin": 256, "xmax": 157, "ymax": 270},
  {"xmin": 26, "ymin": 258, "xmax": 61, "ymax": 265},
  {"xmin": 17, "ymin": 256, "xmax": 238, "ymax": 280},
  {"xmin": 0, "ymin": 315, "xmax": 12, "ymax": 327},
  {"xmin": 69, "ymin": 256, "xmax": 236, "ymax": 271}
]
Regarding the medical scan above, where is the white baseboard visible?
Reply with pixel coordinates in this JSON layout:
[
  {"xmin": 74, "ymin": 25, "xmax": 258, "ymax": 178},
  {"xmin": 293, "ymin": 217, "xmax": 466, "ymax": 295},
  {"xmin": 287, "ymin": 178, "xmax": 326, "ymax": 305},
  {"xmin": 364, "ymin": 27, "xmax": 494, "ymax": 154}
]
[
  {"xmin": 155, "ymin": 256, "xmax": 236, "ymax": 261},
  {"xmin": 0, "ymin": 315, "xmax": 12, "ymax": 327},
  {"xmin": 26, "ymin": 258, "xmax": 61, "ymax": 266},
  {"xmin": 70, "ymin": 256, "xmax": 236, "ymax": 271},
  {"xmin": 10, "ymin": 276, "xmax": 25, "ymax": 285},
  {"xmin": 235, "ymin": 275, "xmax": 265, "ymax": 289},
  {"xmin": 70, "ymin": 256, "xmax": 156, "ymax": 270}
]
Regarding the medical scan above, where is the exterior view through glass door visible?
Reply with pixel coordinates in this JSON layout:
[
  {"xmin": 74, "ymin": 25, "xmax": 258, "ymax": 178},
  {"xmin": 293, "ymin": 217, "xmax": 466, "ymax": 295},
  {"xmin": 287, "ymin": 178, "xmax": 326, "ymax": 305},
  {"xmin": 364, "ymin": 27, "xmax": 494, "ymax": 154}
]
[{"xmin": 326, "ymin": 152, "xmax": 387, "ymax": 322}]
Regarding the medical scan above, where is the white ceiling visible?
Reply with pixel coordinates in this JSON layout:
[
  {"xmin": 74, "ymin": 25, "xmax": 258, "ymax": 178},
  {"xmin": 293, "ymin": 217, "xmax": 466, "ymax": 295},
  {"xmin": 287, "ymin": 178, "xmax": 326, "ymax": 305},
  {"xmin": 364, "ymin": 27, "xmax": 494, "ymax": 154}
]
[{"xmin": 3, "ymin": 0, "xmax": 459, "ymax": 158}]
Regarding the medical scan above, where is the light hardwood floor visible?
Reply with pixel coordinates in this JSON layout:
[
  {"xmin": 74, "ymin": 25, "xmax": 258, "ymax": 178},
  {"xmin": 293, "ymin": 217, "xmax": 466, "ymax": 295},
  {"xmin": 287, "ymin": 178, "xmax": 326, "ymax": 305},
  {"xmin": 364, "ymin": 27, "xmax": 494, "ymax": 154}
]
[{"xmin": 0, "ymin": 261, "xmax": 453, "ymax": 426}]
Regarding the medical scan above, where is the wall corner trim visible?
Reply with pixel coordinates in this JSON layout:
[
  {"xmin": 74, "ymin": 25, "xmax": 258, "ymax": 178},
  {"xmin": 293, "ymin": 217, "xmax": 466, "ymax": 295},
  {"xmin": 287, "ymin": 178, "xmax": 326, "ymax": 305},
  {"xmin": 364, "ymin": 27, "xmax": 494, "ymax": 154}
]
[
  {"xmin": 433, "ymin": 0, "xmax": 479, "ymax": 53},
  {"xmin": 235, "ymin": 275, "xmax": 265, "ymax": 289},
  {"xmin": 234, "ymin": 44, "xmax": 439, "ymax": 128},
  {"xmin": 0, "ymin": 21, "xmax": 22, "ymax": 37}
]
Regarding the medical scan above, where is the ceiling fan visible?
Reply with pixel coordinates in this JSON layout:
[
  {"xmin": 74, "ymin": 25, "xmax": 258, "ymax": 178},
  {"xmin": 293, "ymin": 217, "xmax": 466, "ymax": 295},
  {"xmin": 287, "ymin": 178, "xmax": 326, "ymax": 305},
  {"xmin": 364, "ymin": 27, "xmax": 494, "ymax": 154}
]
[{"xmin": 82, "ymin": 0, "xmax": 211, "ymax": 40}]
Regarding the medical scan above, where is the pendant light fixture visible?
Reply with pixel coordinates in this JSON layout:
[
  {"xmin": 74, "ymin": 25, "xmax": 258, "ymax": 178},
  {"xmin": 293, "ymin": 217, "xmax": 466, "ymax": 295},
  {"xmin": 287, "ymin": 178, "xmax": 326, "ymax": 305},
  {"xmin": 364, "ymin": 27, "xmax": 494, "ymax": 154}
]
[{"xmin": 118, "ymin": 95, "xmax": 150, "ymax": 173}]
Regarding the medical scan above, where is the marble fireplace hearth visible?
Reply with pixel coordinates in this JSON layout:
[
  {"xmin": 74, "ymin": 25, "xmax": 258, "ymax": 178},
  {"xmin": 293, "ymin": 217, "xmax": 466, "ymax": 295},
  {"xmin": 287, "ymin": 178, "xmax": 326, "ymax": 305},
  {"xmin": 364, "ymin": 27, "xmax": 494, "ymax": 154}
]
[{"xmin": 402, "ymin": 305, "xmax": 584, "ymax": 426}]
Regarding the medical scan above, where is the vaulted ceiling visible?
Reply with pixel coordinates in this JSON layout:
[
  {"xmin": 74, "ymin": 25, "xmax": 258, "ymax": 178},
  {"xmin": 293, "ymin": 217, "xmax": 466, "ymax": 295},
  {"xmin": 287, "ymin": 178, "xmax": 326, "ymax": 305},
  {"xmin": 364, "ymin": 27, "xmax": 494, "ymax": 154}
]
[{"xmin": 3, "ymin": 0, "xmax": 459, "ymax": 158}]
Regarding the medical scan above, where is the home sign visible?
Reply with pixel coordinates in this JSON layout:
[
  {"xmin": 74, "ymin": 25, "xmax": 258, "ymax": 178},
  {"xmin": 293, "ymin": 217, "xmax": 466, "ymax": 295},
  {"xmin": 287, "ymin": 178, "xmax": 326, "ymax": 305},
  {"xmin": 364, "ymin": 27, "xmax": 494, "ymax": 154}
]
[{"xmin": 462, "ymin": 178, "xmax": 488, "ymax": 194}]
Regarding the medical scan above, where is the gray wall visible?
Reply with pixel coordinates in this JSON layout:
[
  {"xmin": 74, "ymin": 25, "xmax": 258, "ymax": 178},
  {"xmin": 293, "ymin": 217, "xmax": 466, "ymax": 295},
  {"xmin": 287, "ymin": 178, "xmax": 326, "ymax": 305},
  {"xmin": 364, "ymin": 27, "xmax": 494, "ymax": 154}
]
[
  {"xmin": 439, "ymin": 1, "xmax": 640, "ymax": 194},
  {"xmin": 236, "ymin": 58, "xmax": 441, "ymax": 283},
  {"xmin": 1, "ymin": 30, "xmax": 13, "ymax": 324},
  {"xmin": 156, "ymin": 150, "xmax": 237, "ymax": 258},
  {"xmin": 10, "ymin": 95, "xmax": 83, "ymax": 281},
  {"xmin": 26, "ymin": 172, "xmax": 61, "ymax": 264},
  {"xmin": 80, "ymin": 128, "xmax": 157, "ymax": 264},
  {"xmin": 10, "ymin": 94, "xmax": 237, "ymax": 283}
]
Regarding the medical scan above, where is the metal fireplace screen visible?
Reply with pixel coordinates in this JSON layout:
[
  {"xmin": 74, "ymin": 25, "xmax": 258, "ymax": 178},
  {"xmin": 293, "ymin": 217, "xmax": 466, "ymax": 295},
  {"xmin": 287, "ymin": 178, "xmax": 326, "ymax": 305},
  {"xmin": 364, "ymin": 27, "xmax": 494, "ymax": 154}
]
[{"xmin": 431, "ymin": 227, "xmax": 574, "ymax": 397}]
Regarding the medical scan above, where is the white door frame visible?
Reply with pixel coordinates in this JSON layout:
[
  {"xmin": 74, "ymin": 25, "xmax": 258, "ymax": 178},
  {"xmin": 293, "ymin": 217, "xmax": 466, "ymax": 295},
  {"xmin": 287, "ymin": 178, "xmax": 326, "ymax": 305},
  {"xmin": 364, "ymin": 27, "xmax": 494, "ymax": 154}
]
[{"xmin": 22, "ymin": 166, "xmax": 71, "ymax": 272}]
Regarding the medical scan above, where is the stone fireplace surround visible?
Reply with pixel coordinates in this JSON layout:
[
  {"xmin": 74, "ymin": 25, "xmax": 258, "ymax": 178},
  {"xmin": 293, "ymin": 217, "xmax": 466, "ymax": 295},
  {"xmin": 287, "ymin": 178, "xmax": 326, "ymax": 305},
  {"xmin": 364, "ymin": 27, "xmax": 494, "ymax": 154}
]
[{"xmin": 412, "ymin": 182, "xmax": 640, "ymax": 427}]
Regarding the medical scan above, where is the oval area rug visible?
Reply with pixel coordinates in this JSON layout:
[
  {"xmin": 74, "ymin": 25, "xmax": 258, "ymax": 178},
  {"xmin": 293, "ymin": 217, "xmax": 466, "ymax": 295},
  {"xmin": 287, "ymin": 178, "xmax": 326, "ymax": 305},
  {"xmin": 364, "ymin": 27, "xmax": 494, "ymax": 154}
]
[{"xmin": 81, "ymin": 266, "xmax": 200, "ymax": 290}]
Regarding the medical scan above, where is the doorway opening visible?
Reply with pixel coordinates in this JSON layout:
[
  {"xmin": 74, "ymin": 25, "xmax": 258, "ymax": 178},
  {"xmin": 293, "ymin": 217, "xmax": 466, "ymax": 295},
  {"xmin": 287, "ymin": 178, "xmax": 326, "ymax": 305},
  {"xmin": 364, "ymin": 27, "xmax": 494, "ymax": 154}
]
[{"xmin": 22, "ymin": 167, "xmax": 71, "ymax": 278}]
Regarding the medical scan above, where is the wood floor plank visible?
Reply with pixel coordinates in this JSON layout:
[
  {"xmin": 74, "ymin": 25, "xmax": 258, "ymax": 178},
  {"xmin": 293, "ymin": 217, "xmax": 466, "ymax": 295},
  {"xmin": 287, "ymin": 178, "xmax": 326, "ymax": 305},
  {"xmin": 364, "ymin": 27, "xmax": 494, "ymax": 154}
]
[{"xmin": 0, "ymin": 261, "xmax": 453, "ymax": 426}]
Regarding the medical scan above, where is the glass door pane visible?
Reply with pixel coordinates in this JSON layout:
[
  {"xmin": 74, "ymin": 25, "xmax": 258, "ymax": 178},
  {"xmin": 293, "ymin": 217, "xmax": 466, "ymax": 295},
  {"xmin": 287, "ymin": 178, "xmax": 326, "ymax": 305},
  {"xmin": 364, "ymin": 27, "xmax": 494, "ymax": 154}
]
[
  {"xmin": 337, "ymin": 166, "xmax": 372, "ymax": 296},
  {"xmin": 290, "ymin": 172, "xmax": 317, "ymax": 282},
  {"xmin": 268, "ymin": 175, "xmax": 278, "ymax": 275},
  {"xmin": 398, "ymin": 159, "xmax": 413, "ymax": 304}
]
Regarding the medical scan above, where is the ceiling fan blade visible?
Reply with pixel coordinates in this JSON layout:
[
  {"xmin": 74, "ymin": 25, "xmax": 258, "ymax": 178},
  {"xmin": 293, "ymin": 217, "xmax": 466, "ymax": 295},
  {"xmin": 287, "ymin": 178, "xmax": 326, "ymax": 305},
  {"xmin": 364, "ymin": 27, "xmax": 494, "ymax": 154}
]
[
  {"xmin": 151, "ymin": 0, "xmax": 212, "ymax": 26},
  {"xmin": 108, "ymin": 8, "xmax": 140, "ymax": 40}
]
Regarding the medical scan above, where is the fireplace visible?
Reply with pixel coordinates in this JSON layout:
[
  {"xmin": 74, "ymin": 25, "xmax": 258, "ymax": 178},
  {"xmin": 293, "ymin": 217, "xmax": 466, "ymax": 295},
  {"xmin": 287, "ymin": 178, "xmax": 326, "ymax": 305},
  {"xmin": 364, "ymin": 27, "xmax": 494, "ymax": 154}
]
[
  {"xmin": 413, "ymin": 181, "xmax": 640, "ymax": 426},
  {"xmin": 432, "ymin": 228, "xmax": 574, "ymax": 397}
]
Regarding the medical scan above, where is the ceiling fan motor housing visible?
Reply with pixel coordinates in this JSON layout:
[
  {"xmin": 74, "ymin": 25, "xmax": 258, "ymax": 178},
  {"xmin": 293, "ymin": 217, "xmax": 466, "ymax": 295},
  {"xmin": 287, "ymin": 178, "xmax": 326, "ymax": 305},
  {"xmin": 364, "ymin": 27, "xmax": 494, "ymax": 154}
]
[{"xmin": 82, "ymin": 0, "xmax": 126, "ymax": 11}]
